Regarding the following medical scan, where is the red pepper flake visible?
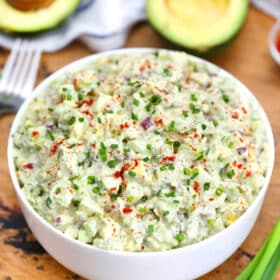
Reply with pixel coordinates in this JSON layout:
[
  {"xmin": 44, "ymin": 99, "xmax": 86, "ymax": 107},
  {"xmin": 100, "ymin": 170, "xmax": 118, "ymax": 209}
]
[
  {"xmin": 233, "ymin": 161, "xmax": 237, "ymax": 167},
  {"xmin": 90, "ymin": 143, "xmax": 96, "ymax": 148},
  {"xmin": 193, "ymin": 181, "xmax": 200, "ymax": 194},
  {"xmin": 140, "ymin": 117, "xmax": 153, "ymax": 130},
  {"xmin": 154, "ymin": 119, "xmax": 163, "ymax": 126},
  {"xmin": 77, "ymin": 143, "xmax": 83, "ymax": 146},
  {"xmin": 276, "ymin": 31, "xmax": 280, "ymax": 52},
  {"xmin": 23, "ymin": 163, "xmax": 34, "ymax": 169},
  {"xmin": 246, "ymin": 171, "xmax": 252, "ymax": 178},
  {"xmin": 119, "ymin": 122, "xmax": 130, "ymax": 130},
  {"xmin": 82, "ymin": 110, "xmax": 94, "ymax": 119},
  {"xmin": 116, "ymin": 94, "xmax": 121, "ymax": 100},
  {"xmin": 237, "ymin": 163, "xmax": 243, "ymax": 169},
  {"xmin": 209, "ymin": 197, "xmax": 214, "ymax": 201},
  {"xmin": 73, "ymin": 78, "xmax": 79, "ymax": 89},
  {"xmin": 141, "ymin": 245, "xmax": 145, "ymax": 251},
  {"xmin": 49, "ymin": 139, "xmax": 64, "ymax": 156},
  {"xmin": 31, "ymin": 130, "xmax": 39, "ymax": 137},
  {"xmin": 162, "ymin": 156, "xmax": 176, "ymax": 161},
  {"xmin": 123, "ymin": 207, "xmax": 133, "ymax": 214},
  {"xmin": 232, "ymin": 112, "xmax": 239, "ymax": 119},
  {"xmin": 136, "ymin": 214, "xmax": 142, "ymax": 219},
  {"xmin": 133, "ymin": 159, "xmax": 139, "ymax": 167},
  {"xmin": 109, "ymin": 187, "xmax": 117, "ymax": 192},
  {"xmin": 241, "ymin": 107, "xmax": 247, "ymax": 114},
  {"xmin": 193, "ymin": 133, "xmax": 199, "ymax": 138},
  {"xmin": 114, "ymin": 171, "xmax": 121, "ymax": 179},
  {"xmin": 139, "ymin": 65, "xmax": 145, "ymax": 71},
  {"xmin": 111, "ymin": 205, "xmax": 116, "ymax": 209},
  {"xmin": 76, "ymin": 99, "xmax": 94, "ymax": 108}
]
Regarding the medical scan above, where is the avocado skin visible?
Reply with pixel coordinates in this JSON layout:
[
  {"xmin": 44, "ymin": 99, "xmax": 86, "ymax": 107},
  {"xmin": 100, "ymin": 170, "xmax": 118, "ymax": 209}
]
[
  {"xmin": 146, "ymin": 0, "xmax": 248, "ymax": 55},
  {"xmin": 0, "ymin": 0, "xmax": 80, "ymax": 33}
]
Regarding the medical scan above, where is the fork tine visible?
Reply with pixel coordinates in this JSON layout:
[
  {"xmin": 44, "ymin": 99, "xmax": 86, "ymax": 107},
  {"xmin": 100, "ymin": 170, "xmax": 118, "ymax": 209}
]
[
  {"xmin": 14, "ymin": 42, "xmax": 34, "ymax": 96},
  {"xmin": 0, "ymin": 38, "xmax": 22, "ymax": 95},
  {"xmin": 21, "ymin": 46, "xmax": 41, "ymax": 98},
  {"xmin": 5, "ymin": 40, "xmax": 29, "ymax": 96}
]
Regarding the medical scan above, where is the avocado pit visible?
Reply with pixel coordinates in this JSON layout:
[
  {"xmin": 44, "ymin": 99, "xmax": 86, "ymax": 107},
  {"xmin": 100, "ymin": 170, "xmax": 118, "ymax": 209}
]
[{"xmin": 7, "ymin": 0, "xmax": 55, "ymax": 11}]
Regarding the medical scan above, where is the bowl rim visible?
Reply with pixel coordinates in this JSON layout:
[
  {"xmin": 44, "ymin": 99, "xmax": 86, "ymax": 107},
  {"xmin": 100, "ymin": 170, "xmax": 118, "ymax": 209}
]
[
  {"xmin": 269, "ymin": 20, "xmax": 280, "ymax": 65},
  {"xmin": 7, "ymin": 47, "xmax": 275, "ymax": 257}
]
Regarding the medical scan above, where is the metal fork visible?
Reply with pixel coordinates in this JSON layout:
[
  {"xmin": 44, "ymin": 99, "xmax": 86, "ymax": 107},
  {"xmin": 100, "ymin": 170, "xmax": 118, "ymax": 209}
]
[{"xmin": 0, "ymin": 38, "xmax": 41, "ymax": 115}]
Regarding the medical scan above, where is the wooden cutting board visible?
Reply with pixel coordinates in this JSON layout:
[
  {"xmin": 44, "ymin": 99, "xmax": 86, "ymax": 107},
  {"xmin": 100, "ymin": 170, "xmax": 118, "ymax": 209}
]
[{"xmin": 0, "ymin": 6, "xmax": 279, "ymax": 280}]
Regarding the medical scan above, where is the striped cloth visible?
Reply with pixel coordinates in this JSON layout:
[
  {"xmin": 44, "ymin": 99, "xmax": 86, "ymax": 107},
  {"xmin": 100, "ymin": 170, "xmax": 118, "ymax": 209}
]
[{"xmin": 251, "ymin": 0, "xmax": 280, "ymax": 18}]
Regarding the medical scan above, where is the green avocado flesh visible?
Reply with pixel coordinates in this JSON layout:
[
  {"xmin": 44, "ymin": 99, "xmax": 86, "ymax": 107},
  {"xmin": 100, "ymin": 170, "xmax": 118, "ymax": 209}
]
[
  {"xmin": 0, "ymin": 0, "xmax": 80, "ymax": 33},
  {"xmin": 146, "ymin": 0, "xmax": 248, "ymax": 54}
]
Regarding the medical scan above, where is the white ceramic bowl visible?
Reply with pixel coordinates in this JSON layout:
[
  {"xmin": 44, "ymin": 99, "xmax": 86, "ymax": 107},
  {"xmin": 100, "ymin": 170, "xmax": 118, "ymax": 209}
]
[
  {"xmin": 269, "ymin": 20, "xmax": 280, "ymax": 66},
  {"xmin": 8, "ymin": 48, "xmax": 275, "ymax": 280}
]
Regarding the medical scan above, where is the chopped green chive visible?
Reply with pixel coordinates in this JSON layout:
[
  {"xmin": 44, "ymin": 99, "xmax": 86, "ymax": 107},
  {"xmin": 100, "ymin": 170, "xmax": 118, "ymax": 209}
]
[
  {"xmin": 131, "ymin": 112, "xmax": 138, "ymax": 121},
  {"xmin": 142, "ymin": 157, "xmax": 150, "ymax": 162},
  {"xmin": 55, "ymin": 187, "xmax": 61, "ymax": 194},
  {"xmin": 191, "ymin": 93, "xmax": 198, "ymax": 101},
  {"xmin": 107, "ymin": 160, "xmax": 117, "ymax": 168},
  {"xmin": 78, "ymin": 92, "xmax": 83, "ymax": 101},
  {"xmin": 168, "ymin": 120, "xmax": 176, "ymax": 131},
  {"xmin": 133, "ymin": 98, "xmax": 140, "ymax": 106},
  {"xmin": 212, "ymin": 119, "xmax": 219, "ymax": 127},
  {"xmin": 146, "ymin": 144, "xmax": 152, "ymax": 151},
  {"xmin": 163, "ymin": 210, "xmax": 170, "ymax": 217},
  {"xmin": 97, "ymin": 117, "xmax": 102, "ymax": 124},
  {"xmin": 139, "ymin": 207, "xmax": 147, "ymax": 213},
  {"xmin": 208, "ymin": 219, "xmax": 215, "ymax": 227},
  {"xmin": 227, "ymin": 169, "xmax": 235, "ymax": 179},
  {"xmin": 66, "ymin": 94, "xmax": 72, "ymax": 101},
  {"xmin": 111, "ymin": 144, "xmax": 118, "ymax": 149},
  {"xmin": 165, "ymin": 139, "xmax": 173, "ymax": 145},
  {"xmin": 173, "ymin": 141, "xmax": 181, "ymax": 153},
  {"xmin": 154, "ymin": 130, "xmax": 161, "ymax": 135},
  {"xmin": 99, "ymin": 142, "xmax": 107, "ymax": 161},
  {"xmin": 163, "ymin": 68, "xmax": 171, "ymax": 76},
  {"xmin": 92, "ymin": 187, "xmax": 100, "ymax": 194},
  {"xmin": 48, "ymin": 107, "xmax": 54, "ymax": 112},
  {"xmin": 182, "ymin": 111, "xmax": 188, "ymax": 118},
  {"xmin": 128, "ymin": 80, "xmax": 143, "ymax": 88},
  {"xmin": 68, "ymin": 116, "xmax": 76, "ymax": 125},
  {"xmin": 191, "ymin": 168, "xmax": 199, "ymax": 179},
  {"xmin": 228, "ymin": 142, "xmax": 234, "ymax": 149},
  {"xmin": 150, "ymin": 95, "xmax": 162, "ymax": 105},
  {"xmin": 127, "ymin": 195, "xmax": 134, "ymax": 203},
  {"xmin": 128, "ymin": 171, "xmax": 136, "ymax": 177},
  {"xmin": 165, "ymin": 192, "xmax": 175, "ymax": 198},
  {"xmin": 176, "ymin": 233, "xmax": 185, "ymax": 242},
  {"xmin": 35, "ymin": 146, "xmax": 41, "ymax": 151},
  {"xmin": 47, "ymin": 131, "xmax": 55, "ymax": 141},
  {"xmin": 217, "ymin": 155, "xmax": 224, "ymax": 162},
  {"xmin": 46, "ymin": 197, "xmax": 52, "ymax": 208},
  {"xmin": 160, "ymin": 165, "xmax": 167, "ymax": 171},
  {"xmin": 195, "ymin": 151, "xmax": 203, "ymax": 161},
  {"xmin": 73, "ymin": 184, "xmax": 79, "ymax": 191},
  {"xmin": 140, "ymin": 195, "xmax": 148, "ymax": 203},
  {"xmin": 87, "ymin": 176, "xmax": 96, "ymax": 184},
  {"xmin": 183, "ymin": 168, "xmax": 191, "ymax": 176},
  {"xmin": 215, "ymin": 187, "xmax": 223, "ymax": 196},
  {"xmin": 78, "ymin": 117, "xmax": 84, "ymax": 122},
  {"xmin": 189, "ymin": 103, "xmax": 200, "ymax": 114},
  {"xmin": 123, "ymin": 148, "xmax": 131, "ymax": 153},
  {"xmin": 168, "ymin": 164, "xmax": 175, "ymax": 170},
  {"xmin": 147, "ymin": 224, "xmax": 154, "ymax": 233},
  {"xmin": 222, "ymin": 94, "xmax": 230, "ymax": 103},
  {"xmin": 203, "ymin": 182, "xmax": 210, "ymax": 190},
  {"xmin": 201, "ymin": 123, "xmax": 207, "ymax": 130}
]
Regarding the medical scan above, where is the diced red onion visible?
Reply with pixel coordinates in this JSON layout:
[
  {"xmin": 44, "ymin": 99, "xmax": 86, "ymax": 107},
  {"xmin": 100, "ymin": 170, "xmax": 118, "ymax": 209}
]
[
  {"xmin": 141, "ymin": 117, "xmax": 153, "ymax": 130},
  {"xmin": 204, "ymin": 114, "xmax": 214, "ymax": 121},
  {"xmin": 55, "ymin": 217, "xmax": 61, "ymax": 224},
  {"xmin": 46, "ymin": 123, "xmax": 54, "ymax": 130}
]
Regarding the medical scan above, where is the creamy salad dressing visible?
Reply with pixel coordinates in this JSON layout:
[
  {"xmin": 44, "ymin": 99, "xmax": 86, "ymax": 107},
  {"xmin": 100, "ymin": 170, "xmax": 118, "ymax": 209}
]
[{"xmin": 13, "ymin": 51, "xmax": 269, "ymax": 252}]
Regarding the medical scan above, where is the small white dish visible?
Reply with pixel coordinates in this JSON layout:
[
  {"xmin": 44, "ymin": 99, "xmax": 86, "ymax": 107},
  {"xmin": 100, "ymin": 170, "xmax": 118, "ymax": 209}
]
[
  {"xmin": 7, "ymin": 48, "xmax": 275, "ymax": 280},
  {"xmin": 269, "ymin": 20, "xmax": 280, "ymax": 65}
]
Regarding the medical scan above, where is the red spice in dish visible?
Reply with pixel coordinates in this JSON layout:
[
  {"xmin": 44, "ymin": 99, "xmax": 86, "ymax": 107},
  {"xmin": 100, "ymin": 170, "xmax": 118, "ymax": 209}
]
[
  {"xmin": 276, "ymin": 31, "xmax": 280, "ymax": 53},
  {"xmin": 23, "ymin": 163, "xmax": 34, "ymax": 169},
  {"xmin": 123, "ymin": 207, "xmax": 133, "ymax": 214}
]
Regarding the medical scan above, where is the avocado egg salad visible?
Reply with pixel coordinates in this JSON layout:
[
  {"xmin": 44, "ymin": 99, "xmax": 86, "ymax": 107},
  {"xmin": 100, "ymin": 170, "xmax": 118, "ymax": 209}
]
[{"xmin": 13, "ymin": 50, "xmax": 270, "ymax": 252}]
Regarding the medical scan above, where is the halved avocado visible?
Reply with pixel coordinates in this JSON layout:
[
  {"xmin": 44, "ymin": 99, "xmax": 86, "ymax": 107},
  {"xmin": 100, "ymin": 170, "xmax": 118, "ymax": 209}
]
[
  {"xmin": 146, "ymin": 0, "xmax": 249, "ymax": 54},
  {"xmin": 0, "ymin": 0, "xmax": 80, "ymax": 33}
]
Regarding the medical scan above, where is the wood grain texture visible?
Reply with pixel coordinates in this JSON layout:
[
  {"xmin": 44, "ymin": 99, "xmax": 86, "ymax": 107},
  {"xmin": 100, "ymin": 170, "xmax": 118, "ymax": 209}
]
[{"xmin": 0, "ymin": 7, "xmax": 279, "ymax": 280}]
